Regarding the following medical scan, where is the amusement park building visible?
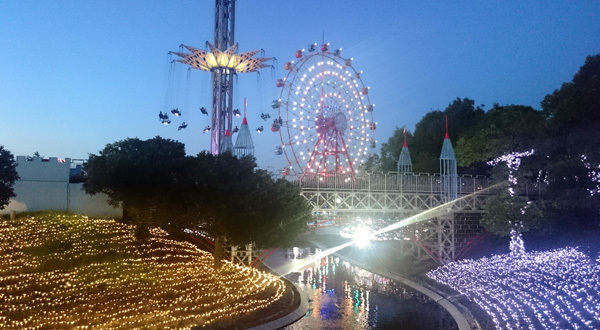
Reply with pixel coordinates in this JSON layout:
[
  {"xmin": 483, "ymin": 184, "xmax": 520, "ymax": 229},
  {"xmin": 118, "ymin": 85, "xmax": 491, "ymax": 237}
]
[{"xmin": 1, "ymin": 156, "xmax": 121, "ymax": 218}]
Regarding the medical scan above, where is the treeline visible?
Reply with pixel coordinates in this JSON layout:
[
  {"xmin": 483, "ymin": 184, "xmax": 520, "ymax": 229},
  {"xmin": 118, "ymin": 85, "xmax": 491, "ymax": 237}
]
[
  {"xmin": 368, "ymin": 54, "xmax": 600, "ymax": 235},
  {"xmin": 83, "ymin": 138, "xmax": 312, "ymax": 268}
]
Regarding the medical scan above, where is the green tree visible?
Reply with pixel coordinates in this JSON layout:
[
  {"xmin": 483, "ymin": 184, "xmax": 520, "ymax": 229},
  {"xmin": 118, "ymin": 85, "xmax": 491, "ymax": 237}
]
[
  {"xmin": 413, "ymin": 97, "xmax": 484, "ymax": 172},
  {"xmin": 479, "ymin": 54, "xmax": 600, "ymax": 234},
  {"xmin": 83, "ymin": 136, "xmax": 187, "ymax": 237},
  {"xmin": 377, "ymin": 126, "xmax": 414, "ymax": 172},
  {"xmin": 0, "ymin": 146, "xmax": 19, "ymax": 209},
  {"xmin": 361, "ymin": 153, "xmax": 382, "ymax": 173},
  {"xmin": 370, "ymin": 98, "xmax": 484, "ymax": 174},
  {"xmin": 85, "ymin": 138, "xmax": 311, "ymax": 268},
  {"xmin": 542, "ymin": 54, "xmax": 600, "ymax": 137},
  {"xmin": 480, "ymin": 158, "xmax": 549, "ymax": 236},
  {"xmin": 455, "ymin": 104, "xmax": 545, "ymax": 166},
  {"xmin": 481, "ymin": 190, "xmax": 547, "ymax": 236},
  {"xmin": 536, "ymin": 54, "xmax": 600, "ymax": 228},
  {"xmin": 410, "ymin": 110, "xmax": 445, "ymax": 173},
  {"xmin": 176, "ymin": 152, "xmax": 311, "ymax": 268}
]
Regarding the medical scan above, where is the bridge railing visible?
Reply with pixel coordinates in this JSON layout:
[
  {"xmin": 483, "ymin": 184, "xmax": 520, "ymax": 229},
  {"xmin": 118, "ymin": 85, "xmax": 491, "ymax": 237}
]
[{"xmin": 295, "ymin": 172, "xmax": 491, "ymax": 194}]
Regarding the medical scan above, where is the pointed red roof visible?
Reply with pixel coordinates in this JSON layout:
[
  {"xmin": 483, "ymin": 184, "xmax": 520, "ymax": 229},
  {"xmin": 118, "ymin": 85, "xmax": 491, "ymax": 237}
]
[
  {"xmin": 444, "ymin": 116, "xmax": 450, "ymax": 139},
  {"xmin": 242, "ymin": 97, "xmax": 249, "ymax": 125},
  {"xmin": 403, "ymin": 126, "xmax": 408, "ymax": 147}
]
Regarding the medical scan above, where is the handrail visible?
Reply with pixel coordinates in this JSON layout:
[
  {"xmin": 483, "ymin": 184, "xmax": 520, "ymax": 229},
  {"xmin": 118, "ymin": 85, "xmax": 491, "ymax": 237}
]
[{"xmin": 292, "ymin": 172, "xmax": 492, "ymax": 194}]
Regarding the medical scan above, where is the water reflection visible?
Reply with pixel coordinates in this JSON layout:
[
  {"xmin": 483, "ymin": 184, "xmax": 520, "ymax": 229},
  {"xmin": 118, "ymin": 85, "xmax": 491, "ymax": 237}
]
[{"xmin": 281, "ymin": 247, "xmax": 457, "ymax": 330}]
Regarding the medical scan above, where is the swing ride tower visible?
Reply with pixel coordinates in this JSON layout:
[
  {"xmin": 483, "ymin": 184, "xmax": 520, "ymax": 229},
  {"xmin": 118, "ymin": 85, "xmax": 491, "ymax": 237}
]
[{"xmin": 172, "ymin": 0, "xmax": 271, "ymax": 155}]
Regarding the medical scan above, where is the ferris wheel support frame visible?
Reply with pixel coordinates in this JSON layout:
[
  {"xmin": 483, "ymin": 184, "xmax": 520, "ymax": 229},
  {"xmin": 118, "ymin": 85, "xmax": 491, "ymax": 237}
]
[{"xmin": 304, "ymin": 130, "xmax": 354, "ymax": 180}]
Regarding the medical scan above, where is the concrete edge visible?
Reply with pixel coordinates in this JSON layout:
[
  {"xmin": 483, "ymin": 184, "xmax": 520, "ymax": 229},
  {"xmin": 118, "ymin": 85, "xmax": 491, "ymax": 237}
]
[
  {"xmin": 248, "ymin": 274, "xmax": 309, "ymax": 330},
  {"xmin": 310, "ymin": 240, "xmax": 473, "ymax": 330}
]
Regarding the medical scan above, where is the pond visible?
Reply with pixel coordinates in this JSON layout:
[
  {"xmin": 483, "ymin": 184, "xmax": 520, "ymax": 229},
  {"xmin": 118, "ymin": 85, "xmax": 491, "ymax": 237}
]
[{"xmin": 267, "ymin": 247, "xmax": 458, "ymax": 329}]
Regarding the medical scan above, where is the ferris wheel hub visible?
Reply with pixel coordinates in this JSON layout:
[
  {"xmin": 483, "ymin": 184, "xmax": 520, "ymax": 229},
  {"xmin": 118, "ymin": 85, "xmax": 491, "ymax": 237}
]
[
  {"xmin": 315, "ymin": 112, "xmax": 347, "ymax": 135},
  {"xmin": 334, "ymin": 112, "xmax": 347, "ymax": 134}
]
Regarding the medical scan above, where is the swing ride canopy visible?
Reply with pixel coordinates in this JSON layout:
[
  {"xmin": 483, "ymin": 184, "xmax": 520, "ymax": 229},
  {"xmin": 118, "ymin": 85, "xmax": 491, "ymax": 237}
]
[{"xmin": 172, "ymin": 42, "xmax": 271, "ymax": 73}]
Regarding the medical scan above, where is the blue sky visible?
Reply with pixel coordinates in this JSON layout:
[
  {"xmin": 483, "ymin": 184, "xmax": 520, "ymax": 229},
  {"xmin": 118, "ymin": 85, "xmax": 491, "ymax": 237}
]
[{"xmin": 1, "ymin": 1, "xmax": 599, "ymax": 172}]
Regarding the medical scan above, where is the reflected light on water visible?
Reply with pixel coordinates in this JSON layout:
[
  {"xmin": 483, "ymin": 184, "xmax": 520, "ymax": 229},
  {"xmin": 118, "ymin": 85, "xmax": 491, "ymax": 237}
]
[{"xmin": 282, "ymin": 252, "xmax": 457, "ymax": 329}]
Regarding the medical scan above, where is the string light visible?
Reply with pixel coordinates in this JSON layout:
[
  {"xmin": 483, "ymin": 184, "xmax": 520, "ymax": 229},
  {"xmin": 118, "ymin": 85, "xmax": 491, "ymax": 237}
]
[
  {"xmin": 0, "ymin": 214, "xmax": 285, "ymax": 328},
  {"xmin": 581, "ymin": 154, "xmax": 600, "ymax": 196},
  {"xmin": 427, "ymin": 246, "xmax": 600, "ymax": 329},
  {"xmin": 487, "ymin": 149, "xmax": 535, "ymax": 197}
]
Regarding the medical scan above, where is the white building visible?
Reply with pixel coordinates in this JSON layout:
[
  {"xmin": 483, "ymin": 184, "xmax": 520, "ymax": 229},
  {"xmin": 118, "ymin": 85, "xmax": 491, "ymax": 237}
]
[{"xmin": 1, "ymin": 156, "xmax": 122, "ymax": 218}]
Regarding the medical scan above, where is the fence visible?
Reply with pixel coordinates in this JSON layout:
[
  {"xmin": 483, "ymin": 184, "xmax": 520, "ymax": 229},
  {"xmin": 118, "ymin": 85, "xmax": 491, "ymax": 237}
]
[{"xmin": 295, "ymin": 172, "xmax": 491, "ymax": 195}]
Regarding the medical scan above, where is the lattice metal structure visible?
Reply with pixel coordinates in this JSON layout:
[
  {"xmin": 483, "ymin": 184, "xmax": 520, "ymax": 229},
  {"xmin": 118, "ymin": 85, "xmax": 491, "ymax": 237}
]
[
  {"xmin": 397, "ymin": 127, "xmax": 412, "ymax": 174},
  {"xmin": 234, "ymin": 99, "xmax": 254, "ymax": 158},
  {"xmin": 397, "ymin": 126, "xmax": 414, "ymax": 192},
  {"xmin": 300, "ymin": 184, "xmax": 487, "ymax": 218},
  {"xmin": 295, "ymin": 172, "xmax": 489, "ymax": 194},
  {"xmin": 171, "ymin": 0, "xmax": 270, "ymax": 155},
  {"xmin": 299, "ymin": 170, "xmax": 491, "ymax": 264},
  {"xmin": 219, "ymin": 129, "xmax": 233, "ymax": 154},
  {"xmin": 440, "ymin": 117, "xmax": 458, "ymax": 203}
]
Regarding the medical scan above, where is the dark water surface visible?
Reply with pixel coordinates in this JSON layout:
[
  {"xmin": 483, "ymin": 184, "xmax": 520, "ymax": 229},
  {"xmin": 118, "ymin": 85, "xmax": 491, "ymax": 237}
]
[{"xmin": 274, "ymin": 248, "xmax": 458, "ymax": 330}]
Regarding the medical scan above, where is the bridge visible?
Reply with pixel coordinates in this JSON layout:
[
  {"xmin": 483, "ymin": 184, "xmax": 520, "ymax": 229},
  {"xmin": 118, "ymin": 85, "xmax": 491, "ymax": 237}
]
[{"xmin": 296, "ymin": 172, "xmax": 495, "ymax": 264}]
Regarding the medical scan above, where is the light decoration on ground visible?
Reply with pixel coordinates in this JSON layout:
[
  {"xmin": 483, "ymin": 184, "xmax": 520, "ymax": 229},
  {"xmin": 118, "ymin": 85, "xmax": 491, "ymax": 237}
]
[
  {"xmin": 509, "ymin": 228, "xmax": 525, "ymax": 255},
  {"xmin": 488, "ymin": 149, "xmax": 536, "ymax": 246},
  {"xmin": 427, "ymin": 246, "xmax": 600, "ymax": 329},
  {"xmin": 581, "ymin": 154, "xmax": 600, "ymax": 196},
  {"xmin": 0, "ymin": 214, "xmax": 285, "ymax": 328},
  {"xmin": 488, "ymin": 149, "xmax": 535, "ymax": 197}
]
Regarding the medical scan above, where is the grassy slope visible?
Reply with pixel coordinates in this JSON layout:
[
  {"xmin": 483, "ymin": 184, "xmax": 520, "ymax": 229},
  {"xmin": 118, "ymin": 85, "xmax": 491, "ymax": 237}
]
[{"xmin": 0, "ymin": 212, "xmax": 297, "ymax": 329}]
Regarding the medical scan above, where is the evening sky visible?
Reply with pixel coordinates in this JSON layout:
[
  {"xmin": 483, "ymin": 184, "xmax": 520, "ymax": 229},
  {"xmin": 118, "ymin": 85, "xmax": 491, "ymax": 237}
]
[{"xmin": 1, "ymin": 1, "xmax": 599, "ymax": 171}]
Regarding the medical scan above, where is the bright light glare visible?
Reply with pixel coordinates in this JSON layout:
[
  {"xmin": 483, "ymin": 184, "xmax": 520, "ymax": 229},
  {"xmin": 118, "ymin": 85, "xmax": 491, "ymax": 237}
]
[
  {"xmin": 279, "ymin": 183, "xmax": 506, "ymax": 277},
  {"xmin": 353, "ymin": 226, "xmax": 372, "ymax": 248}
]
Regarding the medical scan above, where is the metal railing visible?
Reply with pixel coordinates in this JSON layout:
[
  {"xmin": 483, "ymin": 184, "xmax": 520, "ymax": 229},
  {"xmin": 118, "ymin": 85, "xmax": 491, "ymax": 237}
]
[{"xmin": 294, "ymin": 172, "xmax": 491, "ymax": 195}]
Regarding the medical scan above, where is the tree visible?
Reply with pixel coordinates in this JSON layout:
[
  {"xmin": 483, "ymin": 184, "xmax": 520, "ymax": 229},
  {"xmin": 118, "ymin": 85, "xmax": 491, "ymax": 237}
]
[
  {"xmin": 176, "ymin": 152, "xmax": 311, "ymax": 267},
  {"xmin": 536, "ymin": 54, "xmax": 600, "ymax": 229},
  {"xmin": 542, "ymin": 54, "xmax": 600, "ymax": 137},
  {"xmin": 410, "ymin": 110, "xmax": 445, "ymax": 173},
  {"xmin": 455, "ymin": 104, "xmax": 545, "ymax": 166},
  {"xmin": 480, "ymin": 190, "xmax": 547, "ymax": 236},
  {"xmin": 85, "ymin": 138, "xmax": 311, "ymax": 268},
  {"xmin": 480, "ymin": 157, "xmax": 549, "ymax": 236},
  {"xmin": 0, "ymin": 146, "xmax": 19, "ymax": 209},
  {"xmin": 83, "ymin": 136, "xmax": 187, "ymax": 237},
  {"xmin": 413, "ymin": 98, "xmax": 485, "ymax": 173},
  {"xmin": 244, "ymin": 174, "xmax": 312, "ymax": 248},
  {"xmin": 477, "ymin": 54, "xmax": 600, "ymax": 233},
  {"xmin": 368, "ymin": 98, "xmax": 484, "ymax": 174},
  {"xmin": 376, "ymin": 126, "xmax": 414, "ymax": 172},
  {"xmin": 361, "ymin": 153, "xmax": 382, "ymax": 173}
]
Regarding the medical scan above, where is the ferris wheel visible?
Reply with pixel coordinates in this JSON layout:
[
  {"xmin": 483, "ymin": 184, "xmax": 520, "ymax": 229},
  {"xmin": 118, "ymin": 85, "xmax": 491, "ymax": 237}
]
[{"xmin": 272, "ymin": 43, "xmax": 376, "ymax": 180}]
